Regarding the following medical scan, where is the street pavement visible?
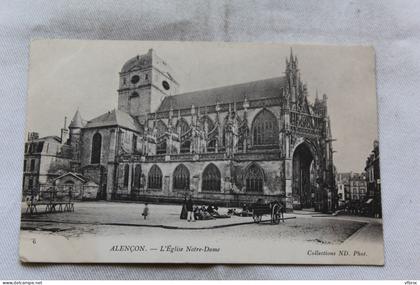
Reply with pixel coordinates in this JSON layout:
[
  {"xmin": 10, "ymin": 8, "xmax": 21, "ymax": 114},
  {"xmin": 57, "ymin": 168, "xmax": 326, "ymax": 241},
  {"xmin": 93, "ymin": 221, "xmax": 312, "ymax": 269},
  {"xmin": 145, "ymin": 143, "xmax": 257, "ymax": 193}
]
[{"xmin": 20, "ymin": 201, "xmax": 383, "ymax": 245}]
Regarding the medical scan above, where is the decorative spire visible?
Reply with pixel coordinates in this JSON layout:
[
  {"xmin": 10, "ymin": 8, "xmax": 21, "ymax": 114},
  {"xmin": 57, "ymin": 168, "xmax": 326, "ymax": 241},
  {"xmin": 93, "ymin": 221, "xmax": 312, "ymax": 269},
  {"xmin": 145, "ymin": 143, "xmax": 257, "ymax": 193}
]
[
  {"xmin": 169, "ymin": 105, "xmax": 173, "ymax": 118},
  {"xmin": 243, "ymin": 97, "xmax": 249, "ymax": 123},
  {"xmin": 153, "ymin": 113, "xmax": 157, "ymax": 128},
  {"xmin": 243, "ymin": 97, "xmax": 249, "ymax": 110},
  {"xmin": 215, "ymin": 101, "xmax": 221, "ymax": 113},
  {"xmin": 68, "ymin": 109, "xmax": 84, "ymax": 129},
  {"xmin": 321, "ymin": 93, "xmax": 328, "ymax": 117},
  {"xmin": 168, "ymin": 106, "xmax": 173, "ymax": 130},
  {"xmin": 144, "ymin": 113, "xmax": 149, "ymax": 132},
  {"xmin": 191, "ymin": 105, "xmax": 196, "ymax": 127},
  {"xmin": 290, "ymin": 48, "xmax": 294, "ymax": 64}
]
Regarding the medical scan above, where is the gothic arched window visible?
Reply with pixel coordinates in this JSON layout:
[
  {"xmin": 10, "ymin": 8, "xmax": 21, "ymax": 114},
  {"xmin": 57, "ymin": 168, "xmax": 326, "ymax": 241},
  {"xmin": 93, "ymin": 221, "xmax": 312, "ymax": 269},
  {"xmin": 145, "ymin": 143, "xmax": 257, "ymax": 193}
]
[
  {"xmin": 251, "ymin": 109, "xmax": 279, "ymax": 146},
  {"xmin": 202, "ymin": 164, "xmax": 221, "ymax": 192},
  {"xmin": 148, "ymin": 165, "xmax": 162, "ymax": 190},
  {"xmin": 180, "ymin": 140, "xmax": 191, "ymax": 153},
  {"xmin": 123, "ymin": 164, "xmax": 130, "ymax": 187},
  {"xmin": 157, "ymin": 140, "xmax": 167, "ymax": 155},
  {"xmin": 176, "ymin": 119, "xmax": 190, "ymax": 153},
  {"xmin": 173, "ymin": 164, "xmax": 190, "ymax": 190},
  {"xmin": 245, "ymin": 163, "xmax": 264, "ymax": 193},
  {"xmin": 91, "ymin": 133, "xmax": 102, "ymax": 164},
  {"xmin": 156, "ymin": 120, "xmax": 168, "ymax": 138},
  {"xmin": 238, "ymin": 136, "xmax": 244, "ymax": 151},
  {"xmin": 133, "ymin": 164, "xmax": 142, "ymax": 189},
  {"xmin": 132, "ymin": 134, "xmax": 138, "ymax": 153},
  {"xmin": 155, "ymin": 121, "xmax": 168, "ymax": 155},
  {"xmin": 200, "ymin": 116, "xmax": 214, "ymax": 133},
  {"xmin": 207, "ymin": 139, "xmax": 216, "ymax": 152},
  {"xmin": 176, "ymin": 118, "xmax": 189, "ymax": 136}
]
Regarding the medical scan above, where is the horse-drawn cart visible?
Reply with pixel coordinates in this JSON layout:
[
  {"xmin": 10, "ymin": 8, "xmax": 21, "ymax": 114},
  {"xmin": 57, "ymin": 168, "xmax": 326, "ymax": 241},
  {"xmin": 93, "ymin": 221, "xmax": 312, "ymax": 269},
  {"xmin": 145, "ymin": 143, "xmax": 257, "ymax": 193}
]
[{"xmin": 251, "ymin": 200, "xmax": 283, "ymax": 224}]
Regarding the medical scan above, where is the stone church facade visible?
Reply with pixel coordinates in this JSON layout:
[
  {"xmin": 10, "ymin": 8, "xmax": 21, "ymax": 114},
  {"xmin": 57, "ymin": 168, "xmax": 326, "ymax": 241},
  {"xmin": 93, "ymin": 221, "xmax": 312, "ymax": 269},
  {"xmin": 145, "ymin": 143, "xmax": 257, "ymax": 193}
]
[{"xmin": 26, "ymin": 49, "xmax": 336, "ymax": 212}]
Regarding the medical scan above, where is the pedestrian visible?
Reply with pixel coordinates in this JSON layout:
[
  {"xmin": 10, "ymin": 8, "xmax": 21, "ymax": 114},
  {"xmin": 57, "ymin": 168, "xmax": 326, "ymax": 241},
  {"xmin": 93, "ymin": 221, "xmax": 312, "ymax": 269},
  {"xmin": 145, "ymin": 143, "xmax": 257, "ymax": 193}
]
[
  {"xmin": 180, "ymin": 195, "xmax": 188, "ymax": 220},
  {"xmin": 142, "ymin": 203, "xmax": 149, "ymax": 220},
  {"xmin": 186, "ymin": 196, "xmax": 195, "ymax": 222},
  {"xmin": 280, "ymin": 202, "xmax": 285, "ymax": 222}
]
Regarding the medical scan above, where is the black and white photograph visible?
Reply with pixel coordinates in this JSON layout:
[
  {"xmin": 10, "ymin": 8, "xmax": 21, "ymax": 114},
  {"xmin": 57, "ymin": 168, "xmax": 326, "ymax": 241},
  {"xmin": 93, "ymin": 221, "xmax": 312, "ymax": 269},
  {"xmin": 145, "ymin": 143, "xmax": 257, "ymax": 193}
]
[{"xmin": 19, "ymin": 40, "xmax": 383, "ymax": 264}]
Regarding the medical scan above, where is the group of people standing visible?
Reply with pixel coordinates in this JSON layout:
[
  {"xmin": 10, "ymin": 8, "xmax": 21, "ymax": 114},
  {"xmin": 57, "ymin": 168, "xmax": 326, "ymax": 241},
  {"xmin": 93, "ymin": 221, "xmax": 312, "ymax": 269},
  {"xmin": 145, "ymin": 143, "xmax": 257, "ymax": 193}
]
[
  {"xmin": 143, "ymin": 196, "xmax": 287, "ymax": 223},
  {"xmin": 180, "ymin": 196, "xmax": 195, "ymax": 222},
  {"xmin": 180, "ymin": 196, "xmax": 231, "ymax": 222}
]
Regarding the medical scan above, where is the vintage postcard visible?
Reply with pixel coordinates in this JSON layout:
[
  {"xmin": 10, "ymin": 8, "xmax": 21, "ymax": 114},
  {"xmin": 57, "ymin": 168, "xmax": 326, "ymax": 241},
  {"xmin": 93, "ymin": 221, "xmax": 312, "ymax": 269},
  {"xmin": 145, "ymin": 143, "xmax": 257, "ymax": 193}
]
[{"xmin": 19, "ymin": 40, "xmax": 383, "ymax": 264}]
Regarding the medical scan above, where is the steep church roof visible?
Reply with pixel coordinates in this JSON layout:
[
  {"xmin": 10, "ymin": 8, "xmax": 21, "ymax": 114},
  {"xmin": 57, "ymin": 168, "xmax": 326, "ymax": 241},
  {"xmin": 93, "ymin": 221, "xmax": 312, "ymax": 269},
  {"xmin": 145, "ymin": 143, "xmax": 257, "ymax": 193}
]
[
  {"xmin": 68, "ymin": 110, "xmax": 85, "ymax": 129},
  {"xmin": 157, "ymin": 76, "xmax": 286, "ymax": 112},
  {"xmin": 84, "ymin": 109, "xmax": 143, "ymax": 133}
]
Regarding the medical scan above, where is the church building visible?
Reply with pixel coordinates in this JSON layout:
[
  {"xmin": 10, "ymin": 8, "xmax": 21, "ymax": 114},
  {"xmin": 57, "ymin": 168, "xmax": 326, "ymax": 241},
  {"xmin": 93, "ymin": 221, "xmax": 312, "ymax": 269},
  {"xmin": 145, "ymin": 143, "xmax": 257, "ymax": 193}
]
[{"xmin": 24, "ymin": 49, "xmax": 336, "ymax": 212}]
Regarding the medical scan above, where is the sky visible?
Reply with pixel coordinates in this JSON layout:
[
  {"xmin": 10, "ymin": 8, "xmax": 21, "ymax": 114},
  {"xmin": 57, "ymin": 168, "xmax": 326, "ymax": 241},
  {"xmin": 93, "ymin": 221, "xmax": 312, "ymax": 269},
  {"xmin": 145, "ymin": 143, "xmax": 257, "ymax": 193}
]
[{"xmin": 26, "ymin": 40, "xmax": 378, "ymax": 173}]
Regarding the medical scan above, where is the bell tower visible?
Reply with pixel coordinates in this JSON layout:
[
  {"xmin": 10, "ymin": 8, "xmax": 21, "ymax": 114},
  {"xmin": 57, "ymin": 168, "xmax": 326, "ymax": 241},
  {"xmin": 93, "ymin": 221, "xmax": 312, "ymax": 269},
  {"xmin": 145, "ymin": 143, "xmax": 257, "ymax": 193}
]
[{"xmin": 117, "ymin": 49, "xmax": 179, "ymax": 123}]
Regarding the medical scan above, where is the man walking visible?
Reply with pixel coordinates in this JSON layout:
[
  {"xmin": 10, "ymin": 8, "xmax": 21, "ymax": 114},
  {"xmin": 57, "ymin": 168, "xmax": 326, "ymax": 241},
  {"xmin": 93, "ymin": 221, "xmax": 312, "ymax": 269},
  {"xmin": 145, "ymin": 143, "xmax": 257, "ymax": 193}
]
[
  {"xmin": 142, "ymin": 203, "xmax": 149, "ymax": 220},
  {"xmin": 280, "ymin": 202, "xmax": 285, "ymax": 222},
  {"xmin": 186, "ymin": 196, "xmax": 195, "ymax": 222}
]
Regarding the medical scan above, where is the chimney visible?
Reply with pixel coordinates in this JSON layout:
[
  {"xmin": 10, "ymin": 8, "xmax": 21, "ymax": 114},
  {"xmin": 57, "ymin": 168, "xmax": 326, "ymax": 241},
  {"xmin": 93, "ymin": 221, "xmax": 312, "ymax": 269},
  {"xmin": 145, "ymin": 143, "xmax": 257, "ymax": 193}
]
[
  {"xmin": 27, "ymin": 132, "xmax": 39, "ymax": 141},
  {"xmin": 60, "ymin": 116, "xmax": 69, "ymax": 144}
]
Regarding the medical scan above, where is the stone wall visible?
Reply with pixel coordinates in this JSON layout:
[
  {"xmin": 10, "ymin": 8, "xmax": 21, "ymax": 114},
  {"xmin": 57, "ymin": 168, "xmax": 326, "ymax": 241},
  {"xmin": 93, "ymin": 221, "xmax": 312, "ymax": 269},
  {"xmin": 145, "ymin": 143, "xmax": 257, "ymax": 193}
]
[
  {"xmin": 80, "ymin": 128, "xmax": 113, "ymax": 167},
  {"xmin": 118, "ymin": 86, "xmax": 152, "ymax": 118},
  {"xmin": 113, "ymin": 157, "xmax": 284, "ymax": 202}
]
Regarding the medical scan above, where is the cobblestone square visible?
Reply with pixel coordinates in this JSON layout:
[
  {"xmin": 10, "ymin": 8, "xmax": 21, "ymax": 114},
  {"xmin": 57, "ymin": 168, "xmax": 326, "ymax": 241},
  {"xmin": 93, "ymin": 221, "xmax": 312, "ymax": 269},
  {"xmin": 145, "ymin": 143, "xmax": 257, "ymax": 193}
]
[{"xmin": 20, "ymin": 202, "xmax": 383, "ymax": 246}]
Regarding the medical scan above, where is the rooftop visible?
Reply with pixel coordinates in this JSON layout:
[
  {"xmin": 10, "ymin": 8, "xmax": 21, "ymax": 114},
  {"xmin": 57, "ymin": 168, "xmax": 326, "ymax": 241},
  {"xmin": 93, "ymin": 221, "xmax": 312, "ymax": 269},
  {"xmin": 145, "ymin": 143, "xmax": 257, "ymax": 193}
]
[
  {"xmin": 28, "ymin": 136, "xmax": 62, "ymax": 144},
  {"xmin": 83, "ymin": 109, "xmax": 143, "ymax": 132},
  {"xmin": 157, "ymin": 77, "xmax": 286, "ymax": 112},
  {"xmin": 68, "ymin": 110, "xmax": 86, "ymax": 129},
  {"xmin": 121, "ymin": 49, "xmax": 153, "ymax": 73}
]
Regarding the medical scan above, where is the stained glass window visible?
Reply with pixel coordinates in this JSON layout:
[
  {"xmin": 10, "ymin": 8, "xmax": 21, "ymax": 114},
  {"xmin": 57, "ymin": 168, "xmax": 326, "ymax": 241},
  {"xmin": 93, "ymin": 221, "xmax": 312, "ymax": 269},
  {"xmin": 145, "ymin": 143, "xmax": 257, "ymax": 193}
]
[
  {"xmin": 173, "ymin": 164, "xmax": 190, "ymax": 190},
  {"xmin": 123, "ymin": 164, "xmax": 130, "ymax": 187},
  {"xmin": 252, "ymin": 109, "xmax": 279, "ymax": 146},
  {"xmin": 202, "ymin": 164, "xmax": 221, "ymax": 192},
  {"xmin": 133, "ymin": 164, "xmax": 142, "ymax": 189},
  {"xmin": 245, "ymin": 164, "xmax": 264, "ymax": 193},
  {"xmin": 91, "ymin": 133, "xmax": 102, "ymax": 164},
  {"xmin": 148, "ymin": 165, "xmax": 162, "ymax": 190}
]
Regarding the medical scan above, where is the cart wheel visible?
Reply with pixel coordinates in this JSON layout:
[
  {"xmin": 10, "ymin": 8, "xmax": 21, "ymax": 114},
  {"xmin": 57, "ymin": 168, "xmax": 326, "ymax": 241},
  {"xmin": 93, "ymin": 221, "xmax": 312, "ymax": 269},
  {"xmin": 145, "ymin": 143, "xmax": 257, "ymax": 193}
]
[
  {"xmin": 253, "ymin": 214, "xmax": 262, "ymax": 223},
  {"xmin": 272, "ymin": 204, "xmax": 281, "ymax": 224}
]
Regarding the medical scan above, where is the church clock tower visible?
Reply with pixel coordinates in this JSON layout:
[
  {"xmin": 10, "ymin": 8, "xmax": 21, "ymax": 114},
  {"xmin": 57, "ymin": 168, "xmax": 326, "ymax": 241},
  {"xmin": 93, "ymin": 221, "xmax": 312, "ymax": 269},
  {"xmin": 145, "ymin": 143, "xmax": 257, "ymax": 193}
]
[{"xmin": 117, "ymin": 49, "xmax": 179, "ymax": 123}]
